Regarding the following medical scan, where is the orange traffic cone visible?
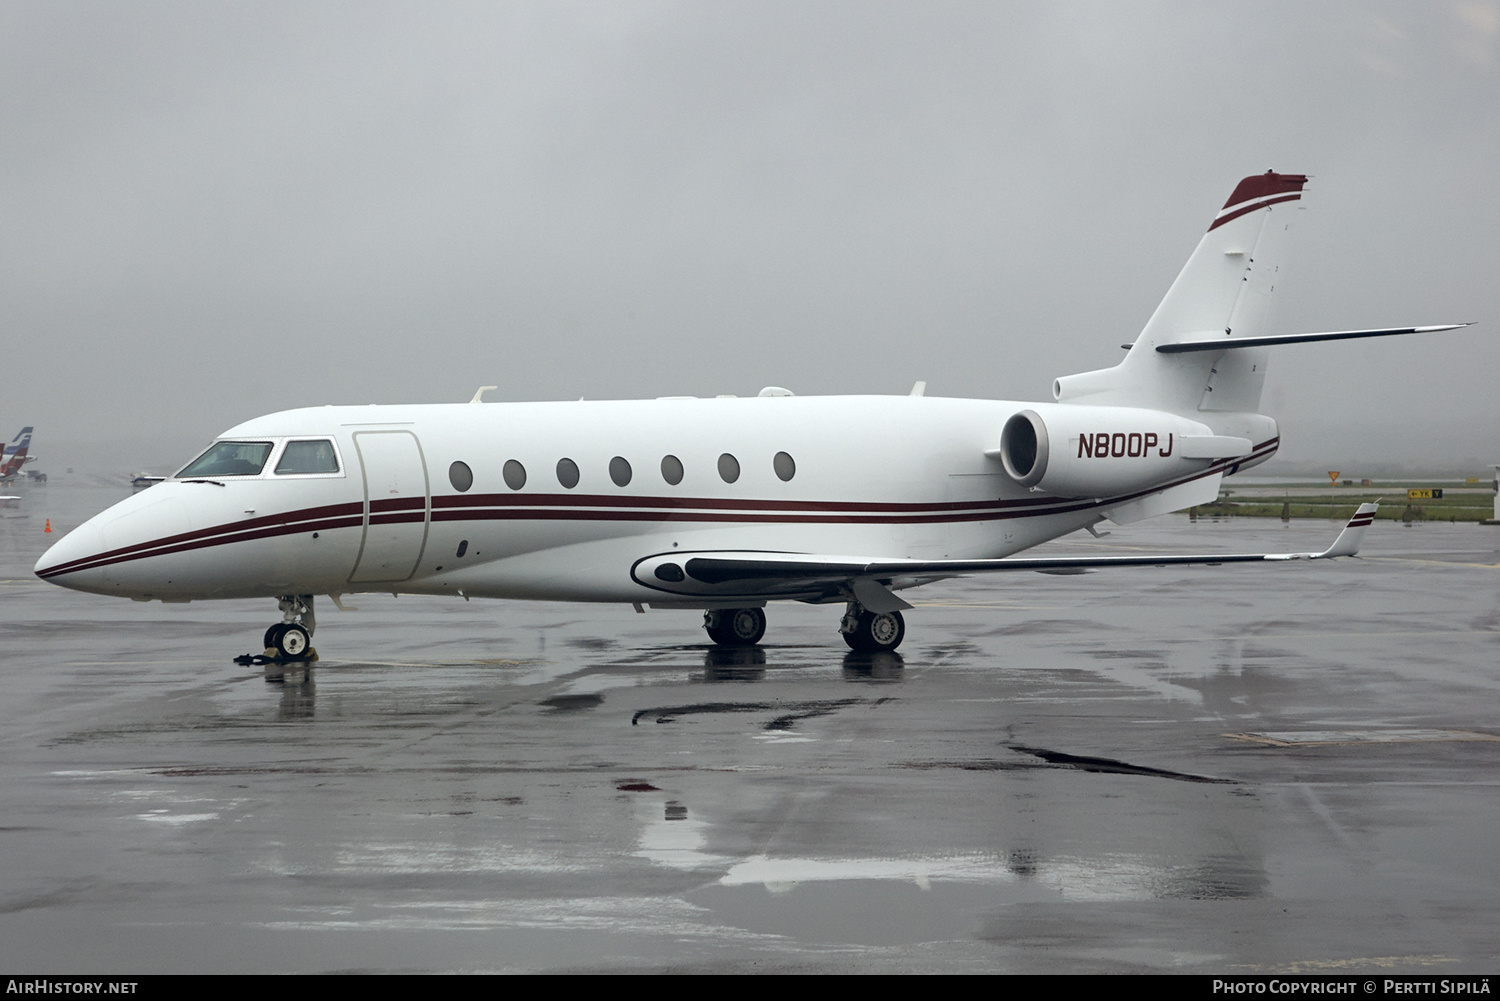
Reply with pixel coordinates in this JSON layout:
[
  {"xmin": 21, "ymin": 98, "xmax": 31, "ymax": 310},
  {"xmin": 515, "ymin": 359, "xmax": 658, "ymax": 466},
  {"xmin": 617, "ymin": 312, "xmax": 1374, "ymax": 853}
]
[{"xmin": 44, "ymin": 519, "xmax": 51, "ymax": 533}]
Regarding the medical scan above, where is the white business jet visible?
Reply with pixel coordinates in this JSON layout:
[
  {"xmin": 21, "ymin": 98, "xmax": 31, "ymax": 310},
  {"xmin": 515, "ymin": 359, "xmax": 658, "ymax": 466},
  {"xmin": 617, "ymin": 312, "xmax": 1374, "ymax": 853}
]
[{"xmin": 36, "ymin": 172, "xmax": 1462, "ymax": 660}]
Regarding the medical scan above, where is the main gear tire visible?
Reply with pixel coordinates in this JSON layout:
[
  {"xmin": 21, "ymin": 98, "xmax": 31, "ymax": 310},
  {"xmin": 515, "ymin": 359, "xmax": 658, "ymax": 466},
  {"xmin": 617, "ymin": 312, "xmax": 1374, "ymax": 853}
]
[
  {"xmin": 704, "ymin": 607, "xmax": 767, "ymax": 646},
  {"xmin": 842, "ymin": 609, "xmax": 905, "ymax": 652}
]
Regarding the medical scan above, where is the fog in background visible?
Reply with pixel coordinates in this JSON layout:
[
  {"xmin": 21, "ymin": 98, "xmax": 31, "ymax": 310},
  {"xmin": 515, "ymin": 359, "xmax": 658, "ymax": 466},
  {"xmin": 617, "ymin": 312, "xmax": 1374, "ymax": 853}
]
[{"xmin": 3, "ymin": 1, "xmax": 1497, "ymax": 478}]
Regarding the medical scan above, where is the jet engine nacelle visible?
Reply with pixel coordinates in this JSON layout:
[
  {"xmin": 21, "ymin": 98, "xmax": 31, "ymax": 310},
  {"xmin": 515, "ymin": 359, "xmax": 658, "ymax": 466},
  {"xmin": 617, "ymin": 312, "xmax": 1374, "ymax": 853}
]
[{"xmin": 999, "ymin": 404, "xmax": 1226, "ymax": 497}]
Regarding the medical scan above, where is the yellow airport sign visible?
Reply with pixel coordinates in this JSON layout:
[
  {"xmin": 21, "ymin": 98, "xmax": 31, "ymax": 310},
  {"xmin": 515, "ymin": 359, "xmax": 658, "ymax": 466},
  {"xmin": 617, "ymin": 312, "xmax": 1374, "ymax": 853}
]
[
  {"xmin": 1407, "ymin": 488, "xmax": 1444, "ymax": 500},
  {"xmin": 1327, "ymin": 471, "xmax": 1340, "ymax": 484}
]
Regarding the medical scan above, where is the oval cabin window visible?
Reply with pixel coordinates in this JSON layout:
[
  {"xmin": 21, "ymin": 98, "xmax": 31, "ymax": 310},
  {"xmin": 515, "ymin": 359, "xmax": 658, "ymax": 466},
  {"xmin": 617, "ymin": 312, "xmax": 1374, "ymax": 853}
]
[
  {"xmin": 449, "ymin": 461, "xmax": 473, "ymax": 492},
  {"xmin": 661, "ymin": 455, "xmax": 684, "ymax": 486},
  {"xmin": 773, "ymin": 451, "xmax": 795, "ymax": 482},
  {"xmin": 717, "ymin": 453, "xmax": 740, "ymax": 484},
  {"xmin": 503, "ymin": 459, "xmax": 526, "ymax": 490},
  {"xmin": 609, "ymin": 456, "xmax": 632, "ymax": 487},
  {"xmin": 556, "ymin": 457, "xmax": 580, "ymax": 489}
]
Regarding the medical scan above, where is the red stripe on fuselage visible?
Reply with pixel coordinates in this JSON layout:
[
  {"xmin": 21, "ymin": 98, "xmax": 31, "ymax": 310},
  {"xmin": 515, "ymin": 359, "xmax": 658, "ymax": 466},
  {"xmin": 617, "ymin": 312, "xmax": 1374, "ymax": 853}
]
[
  {"xmin": 36, "ymin": 502, "xmax": 364, "ymax": 578},
  {"xmin": 35, "ymin": 514, "xmax": 366, "ymax": 579},
  {"xmin": 430, "ymin": 492, "xmax": 1064, "ymax": 514},
  {"xmin": 39, "ymin": 438, "xmax": 1278, "ymax": 579},
  {"xmin": 371, "ymin": 496, "xmax": 426, "ymax": 513}
]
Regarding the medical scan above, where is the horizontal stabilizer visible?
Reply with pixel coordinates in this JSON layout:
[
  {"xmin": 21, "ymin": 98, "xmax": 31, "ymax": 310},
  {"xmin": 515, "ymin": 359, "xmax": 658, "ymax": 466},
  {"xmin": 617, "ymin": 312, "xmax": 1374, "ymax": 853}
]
[{"xmin": 1157, "ymin": 324, "xmax": 1472, "ymax": 354}]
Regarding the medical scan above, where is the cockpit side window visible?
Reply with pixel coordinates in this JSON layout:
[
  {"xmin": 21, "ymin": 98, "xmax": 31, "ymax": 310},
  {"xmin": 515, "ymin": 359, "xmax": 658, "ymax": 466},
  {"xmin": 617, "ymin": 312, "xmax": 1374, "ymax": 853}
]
[
  {"xmin": 177, "ymin": 441, "xmax": 274, "ymax": 478},
  {"xmin": 275, "ymin": 439, "xmax": 341, "ymax": 475}
]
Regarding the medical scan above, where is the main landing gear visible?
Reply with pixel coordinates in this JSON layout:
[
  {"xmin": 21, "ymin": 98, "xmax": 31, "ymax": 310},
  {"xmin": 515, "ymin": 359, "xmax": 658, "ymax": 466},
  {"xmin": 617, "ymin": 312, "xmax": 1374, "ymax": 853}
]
[
  {"xmin": 703, "ymin": 607, "xmax": 766, "ymax": 646},
  {"xmin": 840, "ymin": 603, "xmax": 905, "ymax": 653},
  {"xmin": 701, "ymin": 603, "xmax": 908, "ymax": 652},
  {"xmin": 264, "ymin": 595, "xmax": 317, "ymax": 661}
]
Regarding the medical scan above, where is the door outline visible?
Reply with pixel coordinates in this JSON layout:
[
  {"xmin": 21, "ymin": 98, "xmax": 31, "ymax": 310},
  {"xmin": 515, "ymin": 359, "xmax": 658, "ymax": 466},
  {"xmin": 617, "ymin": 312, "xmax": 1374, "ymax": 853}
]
[{"xmin": 349, "ymin": 430, "xmax": 431, "ymax": 583}]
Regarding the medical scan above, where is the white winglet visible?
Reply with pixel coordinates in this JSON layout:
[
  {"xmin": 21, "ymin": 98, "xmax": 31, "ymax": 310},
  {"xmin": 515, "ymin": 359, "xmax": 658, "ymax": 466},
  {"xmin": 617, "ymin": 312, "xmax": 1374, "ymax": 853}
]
[{"xmin": 1317, "ymin": 502, "xmax": 1379, "ymax": 558}]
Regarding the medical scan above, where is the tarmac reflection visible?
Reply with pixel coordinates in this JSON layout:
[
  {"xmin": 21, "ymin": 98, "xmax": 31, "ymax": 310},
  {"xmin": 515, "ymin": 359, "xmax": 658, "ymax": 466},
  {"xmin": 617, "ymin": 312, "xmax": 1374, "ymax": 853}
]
[
  {"xmin": 702, "ymin": 646, "xmax": 767, "ymax": 681},
  {"xmin": 841, "ymin": 650, "xmax": 905, "ymax": 681}
]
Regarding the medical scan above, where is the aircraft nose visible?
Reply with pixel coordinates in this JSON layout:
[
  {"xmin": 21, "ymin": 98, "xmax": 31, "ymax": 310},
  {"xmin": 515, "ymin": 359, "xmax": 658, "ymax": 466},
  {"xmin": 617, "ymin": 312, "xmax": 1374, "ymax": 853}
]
[
  {"xmin": 34, "ymin": 519, "xmax": 111, "ymax": 592},
  {"xmin": 34, "ymin": 495, "xmax": 191, "ymax": 597}
]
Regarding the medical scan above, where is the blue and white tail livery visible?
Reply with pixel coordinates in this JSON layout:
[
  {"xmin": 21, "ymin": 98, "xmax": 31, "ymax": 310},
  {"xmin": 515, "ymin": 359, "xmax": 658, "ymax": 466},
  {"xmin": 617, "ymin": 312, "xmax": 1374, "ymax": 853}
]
[{"xmin": 35, "ymin": 174, "xmax": 1466, "ymax": 657}]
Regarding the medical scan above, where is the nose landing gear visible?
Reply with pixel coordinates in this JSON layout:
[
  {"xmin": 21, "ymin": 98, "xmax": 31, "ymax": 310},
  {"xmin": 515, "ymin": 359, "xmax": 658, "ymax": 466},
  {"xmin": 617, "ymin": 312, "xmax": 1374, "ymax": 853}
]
[{"xmin": 264, "ymin": 595, "xmax": 317, "ymax": 661}]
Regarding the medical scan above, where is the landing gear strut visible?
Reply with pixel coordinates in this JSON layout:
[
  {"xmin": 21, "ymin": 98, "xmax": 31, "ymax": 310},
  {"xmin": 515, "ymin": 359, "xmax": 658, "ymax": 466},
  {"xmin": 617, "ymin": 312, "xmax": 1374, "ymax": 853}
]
[
  {"xmin": 840, "ymin": 603, "xmax": 905, "ymax": 652},
  {"xmin": 704, "ymin": 607, "xmax": 766, "ymax": 646},
  {"xmin": 264, "ymin": 595, "xmax": 317, "ymax": 661}
]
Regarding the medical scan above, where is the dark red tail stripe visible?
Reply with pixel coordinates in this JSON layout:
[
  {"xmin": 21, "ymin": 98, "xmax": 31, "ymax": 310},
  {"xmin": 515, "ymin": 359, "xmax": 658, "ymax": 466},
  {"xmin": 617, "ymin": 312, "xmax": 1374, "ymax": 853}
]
[
  {"xmin": 1221, "ymin": 172, "xmax": 1307, "ymax": 210},
  {"xmin": 41, "ymin": 437, "xmax": 1281, "ymax": 579},
  {"xmin": 1208, "ymin": 193, "xmax": 1301, "ymax": 232}
]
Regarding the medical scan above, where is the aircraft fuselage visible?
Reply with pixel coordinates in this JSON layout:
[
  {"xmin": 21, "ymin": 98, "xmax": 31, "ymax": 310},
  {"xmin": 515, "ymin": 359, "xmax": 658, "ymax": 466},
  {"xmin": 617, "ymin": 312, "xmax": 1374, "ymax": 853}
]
[{"xmin": 33, "ymin": 395, "xmax": 1274, "ymax": 605}]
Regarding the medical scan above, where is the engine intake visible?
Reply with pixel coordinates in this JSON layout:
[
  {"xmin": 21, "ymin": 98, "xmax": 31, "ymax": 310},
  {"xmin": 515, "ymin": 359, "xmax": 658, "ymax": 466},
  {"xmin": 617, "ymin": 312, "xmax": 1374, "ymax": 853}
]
[{"xmin": 999, "ymin": 410, "xmax": 1050, "ymax": 487}]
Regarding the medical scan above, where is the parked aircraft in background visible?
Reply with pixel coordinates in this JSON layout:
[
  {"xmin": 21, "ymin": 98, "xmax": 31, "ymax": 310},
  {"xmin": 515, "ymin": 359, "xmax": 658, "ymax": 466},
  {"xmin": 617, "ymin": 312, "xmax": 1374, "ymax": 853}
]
[
  {"xmin": 35, "ymin": 173, "xmax": 1463, "ymax": 659},
  {"xmin": 0, "ymin": 427, "xmax": 36, "ymax": 484}
]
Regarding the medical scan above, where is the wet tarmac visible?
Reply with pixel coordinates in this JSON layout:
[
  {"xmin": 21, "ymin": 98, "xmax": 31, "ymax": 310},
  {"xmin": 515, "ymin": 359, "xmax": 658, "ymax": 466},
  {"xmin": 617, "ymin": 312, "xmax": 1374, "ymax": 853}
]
[{"xmin": 3, "ymin": 478, "xmax": 1500, "ymax": 973}]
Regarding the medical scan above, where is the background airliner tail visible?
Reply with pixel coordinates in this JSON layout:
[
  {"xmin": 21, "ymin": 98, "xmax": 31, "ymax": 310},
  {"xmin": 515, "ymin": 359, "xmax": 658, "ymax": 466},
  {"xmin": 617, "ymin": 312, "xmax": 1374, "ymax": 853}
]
[
  {"xmin": 1, "ymin": 426, "xmax": 34, "ymax": 477},
  {"xmin": 1054, "ymin": 172, "xmax": 1307, "ymax": 415}
]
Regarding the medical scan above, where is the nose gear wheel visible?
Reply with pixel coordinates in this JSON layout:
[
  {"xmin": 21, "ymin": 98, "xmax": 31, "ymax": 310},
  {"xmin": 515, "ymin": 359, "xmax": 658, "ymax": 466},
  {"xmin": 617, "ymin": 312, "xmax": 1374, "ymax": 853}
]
[
  {"xmin": 266, "ymin": 622, "xmax": 312, "ymax": 659},
  {"xmin": 252, "ymin": 595, "xmax": 318, "ymax": 662}
]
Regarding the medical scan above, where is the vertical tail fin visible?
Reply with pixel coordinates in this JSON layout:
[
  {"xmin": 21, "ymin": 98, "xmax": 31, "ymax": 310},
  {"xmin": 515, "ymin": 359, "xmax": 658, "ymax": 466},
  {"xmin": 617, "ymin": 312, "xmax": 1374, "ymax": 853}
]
[
  {"xmin": 1, "ymin": 427, "xmax": 32, "ymax": 477},
  {"xmin": 1054, "ymin": 172, "xmax": 1307, "ymax": 414}
]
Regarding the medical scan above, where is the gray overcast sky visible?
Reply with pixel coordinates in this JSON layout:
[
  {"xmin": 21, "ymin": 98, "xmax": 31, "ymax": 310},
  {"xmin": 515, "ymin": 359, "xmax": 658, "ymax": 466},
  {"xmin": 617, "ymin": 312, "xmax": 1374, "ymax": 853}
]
[{"xmin": 3, "ymin": 0, "xmax": 1497, "ymax": 474}]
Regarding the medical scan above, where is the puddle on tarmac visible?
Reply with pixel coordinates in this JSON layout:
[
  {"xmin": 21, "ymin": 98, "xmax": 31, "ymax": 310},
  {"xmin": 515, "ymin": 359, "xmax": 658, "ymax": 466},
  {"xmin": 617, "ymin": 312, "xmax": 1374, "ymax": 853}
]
[
  {"xmin": 688, "ymin": 849, "xmax": 1268, "ymax": 945},
  {"xmin": 689, "ymin": 878, "xmax": 1043, "ymax": 946}
]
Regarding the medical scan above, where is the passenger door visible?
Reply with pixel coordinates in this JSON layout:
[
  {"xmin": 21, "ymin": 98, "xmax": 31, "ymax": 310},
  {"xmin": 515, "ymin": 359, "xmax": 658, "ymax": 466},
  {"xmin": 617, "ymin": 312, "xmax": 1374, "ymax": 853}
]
[{"xmin": 349, "ymin": 431, "xmax": 430, "ymax": 583}]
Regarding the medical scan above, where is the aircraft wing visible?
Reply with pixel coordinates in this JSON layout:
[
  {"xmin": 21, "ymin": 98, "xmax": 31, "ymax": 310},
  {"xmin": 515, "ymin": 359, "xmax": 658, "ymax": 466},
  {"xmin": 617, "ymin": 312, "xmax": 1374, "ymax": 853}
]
[{"xmin": 632, "ymin": 503, "xmax": 1378, "ymax": 609}]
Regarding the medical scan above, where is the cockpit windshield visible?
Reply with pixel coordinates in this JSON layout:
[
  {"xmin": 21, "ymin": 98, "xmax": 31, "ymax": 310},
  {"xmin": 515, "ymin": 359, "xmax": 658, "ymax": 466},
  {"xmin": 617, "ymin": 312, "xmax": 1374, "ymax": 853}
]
[
  {"xmin": 177, "ymin": 441, "xmax": 274, "ymax": 478},
  {"xmin": 275, "ymin": 439, "xmax": 340, "ymax": 475}
]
